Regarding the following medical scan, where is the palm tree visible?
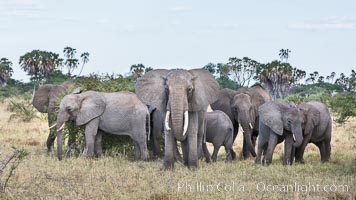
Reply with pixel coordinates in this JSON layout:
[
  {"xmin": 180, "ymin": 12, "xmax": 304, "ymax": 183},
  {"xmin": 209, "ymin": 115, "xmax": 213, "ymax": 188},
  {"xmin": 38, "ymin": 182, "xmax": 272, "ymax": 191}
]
[
  {"xmin": 130, "ymin": 64, "xmax": 145, "ymax": 78},
  {"xmin": 78, "ymin": 52, "xmax": 90, "ymax": 76},
  {"xmin": 19, "ymin": 50, "xmax": 62, "ymax": 82},
  {"xmin": 63, "ymin": 47, "xmax": 79, "ymax": 77},
  {"xmin": 279, "ymin": 49, "xmax": 291, "ymax": 62},
  {"xmin": 0, "ymin": 58, "xmax": 13, "ymax": 86}
]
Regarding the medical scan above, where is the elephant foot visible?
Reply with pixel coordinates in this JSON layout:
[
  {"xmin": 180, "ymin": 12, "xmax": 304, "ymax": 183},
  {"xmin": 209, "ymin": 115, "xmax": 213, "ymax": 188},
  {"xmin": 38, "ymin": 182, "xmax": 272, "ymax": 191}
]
[
  {"xmin": 295, "ymin": 159, "xmax": 305, "ymax": 164},
  {"xmin": 164, "ymin": 159, "xmax": 175, "ymax": 170}
]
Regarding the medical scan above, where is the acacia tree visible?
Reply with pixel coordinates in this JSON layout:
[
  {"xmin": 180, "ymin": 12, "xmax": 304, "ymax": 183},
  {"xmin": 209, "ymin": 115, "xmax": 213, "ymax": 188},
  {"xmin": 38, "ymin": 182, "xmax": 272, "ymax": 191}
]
[
  {"xmin": 19, "ymin": 50, "xmax": 62, "ymax": 82},
  {"xmin": 203, "ymin": 63, "xmax": 216, "ymax": 75},
  {"xmin": 228, "ymin": 57, "xmax": 258, "ymax": 87},
  {"xmin": 0, "ymin": 58, "xmax": 14, "ymax": 86}
]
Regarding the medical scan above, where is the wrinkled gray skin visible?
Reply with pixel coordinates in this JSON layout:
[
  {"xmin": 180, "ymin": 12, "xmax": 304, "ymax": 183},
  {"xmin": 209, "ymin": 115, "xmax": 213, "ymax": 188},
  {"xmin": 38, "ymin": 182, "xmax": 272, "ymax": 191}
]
[
  {"xmin": 255, "ymin": 101, "xmax": 304, "ymax": 166},
  {"xmin": 211, "ymin": 86, "xmax": 271, "ymax": 160},
  {"xmin": 148, "ymin": 107, "xmax": 183, "ymax": 162},
  {"xmin": 296, "ymin": 101, "xmax": 332, "ymax": 163},
  {"xmin": 135, "ymin": 69, "xmax": 219, "ymax": 170},
  {"xmin": 32, "ymin": 80, "xmax": 74, "ymax": 151},
  {"xmin": 56, "ymin": 91, "xmax": 150, "ymax": 161},
  {"xmin": 201, "ymin": 110, "xmax": 234, "ymax": 162}
]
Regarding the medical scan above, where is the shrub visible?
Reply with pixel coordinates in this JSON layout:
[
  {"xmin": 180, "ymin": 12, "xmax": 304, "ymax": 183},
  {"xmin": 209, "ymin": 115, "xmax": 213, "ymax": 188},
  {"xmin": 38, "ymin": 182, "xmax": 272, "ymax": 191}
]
[{"xmin": 7, "ymin": 99, "xmax": 38, "ymax": 122}]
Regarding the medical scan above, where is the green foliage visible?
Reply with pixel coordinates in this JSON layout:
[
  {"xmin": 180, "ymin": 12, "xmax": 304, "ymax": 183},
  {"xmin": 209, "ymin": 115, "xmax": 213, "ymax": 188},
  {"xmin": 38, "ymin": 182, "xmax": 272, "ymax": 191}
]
[
  {"xmin": 44, "ymin": 69, "xmax": 69, "ymax": 84},
  {"xmin": 216, "ymin": 76, "xmax": 237, "ymax": 90},
  {"xmin": 0, "ymin": 58, "xmax": 13, "ymax": 85},
  {"xmin": 7, "ymin": 99, "xmax": 38, "ymax": 122},
  {"xmin": 330, "ymin": 92, "xmax": 356, "ymax": 124}
]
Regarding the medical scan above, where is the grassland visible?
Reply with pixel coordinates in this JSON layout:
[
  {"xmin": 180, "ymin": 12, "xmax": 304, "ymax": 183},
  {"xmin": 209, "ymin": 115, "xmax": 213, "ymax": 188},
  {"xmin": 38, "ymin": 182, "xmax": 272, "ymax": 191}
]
[{"xmin": 0, "ymin": 100, "xmax": 355, "ymax": 200}]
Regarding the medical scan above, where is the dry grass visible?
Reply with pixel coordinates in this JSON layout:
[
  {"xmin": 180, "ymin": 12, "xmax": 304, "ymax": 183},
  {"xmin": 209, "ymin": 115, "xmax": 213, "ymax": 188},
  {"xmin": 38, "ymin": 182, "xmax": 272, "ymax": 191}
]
[{"xmin": 0, "ymin": 102, "xmax": 355, "ymax": 199}]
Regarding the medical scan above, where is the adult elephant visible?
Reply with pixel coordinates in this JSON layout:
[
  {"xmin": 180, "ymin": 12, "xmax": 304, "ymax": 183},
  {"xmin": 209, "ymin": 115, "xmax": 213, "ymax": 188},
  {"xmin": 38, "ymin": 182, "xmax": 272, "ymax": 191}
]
[
  {"xmin": 56, "ymin": 91, "xmax": 150, "ymax": 161},
  {"xmin": 296, "ymin": 101, "xmax": 332, "ymax": 163},
  {"xmin": 32, "ymin": 80, "xmax": 75, "ymax": 151},
  {"xmin": 255, "ymin": 101, "xmax": 304, "ymax": 166},
  {"xmin": 210, "ymin": 86, "xmax": 271, "ymax": 160},
  {"xmin": 135, "ymin": 69, "xmax": 219, "ymax": 169}
]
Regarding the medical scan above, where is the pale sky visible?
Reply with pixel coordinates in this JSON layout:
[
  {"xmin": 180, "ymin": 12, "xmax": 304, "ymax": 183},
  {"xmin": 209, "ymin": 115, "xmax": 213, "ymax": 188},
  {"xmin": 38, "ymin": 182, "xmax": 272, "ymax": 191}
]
[{"xmin": 0, "ymin": 0, "xmax": 355, "ymax": 82}]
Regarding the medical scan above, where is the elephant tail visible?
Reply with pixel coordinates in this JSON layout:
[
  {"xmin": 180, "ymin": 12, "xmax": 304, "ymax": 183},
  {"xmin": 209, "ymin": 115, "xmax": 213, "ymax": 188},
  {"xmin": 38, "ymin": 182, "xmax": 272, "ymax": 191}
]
[{"xmin": 146, "ymin": 111, "xmax": 150, "ymax": 141}]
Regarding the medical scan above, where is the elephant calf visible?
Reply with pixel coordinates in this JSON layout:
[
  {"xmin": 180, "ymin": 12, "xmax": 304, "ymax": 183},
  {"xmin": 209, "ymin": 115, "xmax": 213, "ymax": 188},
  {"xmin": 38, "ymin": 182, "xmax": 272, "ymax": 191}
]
[
  {"xmin": 56, "ymin": 91, "xmax": 150, "ymax": 161},
  {"xmin": 202, "ymin": 110, "xmax": 234, "ymax": 162}
]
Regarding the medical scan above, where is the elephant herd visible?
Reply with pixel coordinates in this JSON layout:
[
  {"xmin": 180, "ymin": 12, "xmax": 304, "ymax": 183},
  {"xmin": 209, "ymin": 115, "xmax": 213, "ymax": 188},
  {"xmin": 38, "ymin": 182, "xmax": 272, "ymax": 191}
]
[{"xmin": 32, "ymin": 69, "xmax": 332, "ymax": 170}]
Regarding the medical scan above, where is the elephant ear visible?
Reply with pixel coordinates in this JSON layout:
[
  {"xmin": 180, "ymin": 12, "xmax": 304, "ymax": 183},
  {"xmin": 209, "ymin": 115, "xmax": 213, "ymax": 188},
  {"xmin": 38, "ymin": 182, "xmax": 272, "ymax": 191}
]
[
  {"xmin": 259, "ymin": 101, "xmax": 283, "ymax": 136},
  {"xmin": 76, "ymin": 92, "xmax": 106, "ymax": 126},
  {"xmin": 188, "ymin": 69, "xmax": 220, "ymax": 112},
  {"xmin": 299, "ymin": 104, "xmax": 320, "ymax": 135},
  {"xmin": 32, "ymin": 84, "xmax": 54, "ymax": 113},
  {"xmin": 135, "ymin": 69, "xmax": 170, "ymax": 112}
]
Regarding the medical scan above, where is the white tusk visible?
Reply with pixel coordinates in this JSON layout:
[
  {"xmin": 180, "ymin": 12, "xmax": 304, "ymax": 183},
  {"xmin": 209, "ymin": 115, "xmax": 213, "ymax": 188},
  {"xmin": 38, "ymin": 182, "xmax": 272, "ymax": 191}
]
[
  {"xmin": 292, "ymin": 133, "xmax": 296, "ymax": 142},
  {"xmin": 249, "ymin": 123, "xmax": 253, "ymax": 129},
  {"xmin": 183, "ymin": 111, "xmax": 189, "ymax": 136},
  {"xmin": 49, "ymin": 123, "xmax": 56, "ymax": 129},
  {"xmin": 165, "ymin": 111, "xmax": 171, "ymax": 131},
  {"xmin": 57, "ymin": 123, "xmax": 66, "ymax": 132}
]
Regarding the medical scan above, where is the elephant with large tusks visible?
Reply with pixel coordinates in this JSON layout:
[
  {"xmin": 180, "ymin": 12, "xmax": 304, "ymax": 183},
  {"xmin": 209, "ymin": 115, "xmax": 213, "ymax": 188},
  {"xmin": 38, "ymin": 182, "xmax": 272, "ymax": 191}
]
[
  {"xmin": 296, "ymin": 101, "xmax": 332, "ymax": 163},
  {"xmin": 211, "ymin": 86, "xmax": 271, "ymax": 160},
  {"xmin": 56, "ymin": 91, "xmax": 150, "ymax": 161},
  {"xmin": 32, "ymin": 80, "xmax": 75, "ymax": 151},
  {"xmin": 256, "ymin": 101, "xmax": 304, "ymax": 166},
  {"xmin": 135, "ymin": 69, "xmax": 219, "ymax": 169}
]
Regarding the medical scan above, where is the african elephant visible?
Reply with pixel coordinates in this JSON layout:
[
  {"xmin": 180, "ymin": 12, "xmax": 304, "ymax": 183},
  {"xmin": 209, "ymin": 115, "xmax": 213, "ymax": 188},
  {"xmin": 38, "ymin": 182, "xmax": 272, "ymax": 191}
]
[
  {"xmin": 32, "ymin": 80, "xmax": 75, "ymax": 151},
  {"xmin": 210, "ymin": 86, "xmax": 271, "ymax": 160},
  {"xmin": 296, "ymin": 101, "xmax": 332, "ymax": 163},
  {"xmin": 135, "ymin": 69, "xmax": 219, "ymax": 169},
  {"xmin": 56, "ymin": 91, "xmax": 150, "ymax": 161},
  {"xmin": 202, "ymin": 110, "xmax": 234, "ymax": 162},
  {"xmin": 255, "ymin": 101, "xmax": 304, "ymax": 166}
]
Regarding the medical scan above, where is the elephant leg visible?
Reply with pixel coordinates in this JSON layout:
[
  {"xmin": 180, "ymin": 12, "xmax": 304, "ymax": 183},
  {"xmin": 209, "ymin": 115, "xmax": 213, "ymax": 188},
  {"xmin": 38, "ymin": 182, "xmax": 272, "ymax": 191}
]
[
  {"xmin": 152, "ymin": 122, "xmax": 163, "ymax": 157},
  {"xmin": 138, "ymin": 140, "xmax": 149, "ymax": 161},
  {"xmin": 202, "ymin": 142, "xmax": 211, "ymax": 163},
  {"xmin": 283, "ymin": 135, "xmax": 294, "ymax": 165},
  {"xmin": 84, "ymin": 118, "xmax": 99, "ymax": 158},
  {"xmin": 134, "ymin": 142, "xmax": 141, "ymax": 160},
  {"xmin": 315, "ymin": 141, "xmax": 326, "ymax": 163},
  {"xmin": 323, "ymin": 122, "xmax": 332, "ymax": 162},
  {"xmin": 46, "ymin": 129, "xmax": 56, "ymax": 152},
  {"xmin": 295, "ymin": 134, "xmax": 312, "ymax": 163},
  {"xmin": 94, "ymin": 131, "xmax": 103, "ymax": 157},
  {"xmin": 264, "ymin": 131, "xmax": 278, "ymax": 166},
  {"xmin": 187, "ymin": 112, "xmax": 199, "ymax": 169},
  {"xmin": 164, "ymin": 130, "xmax": 175, "ymax": 170},
  {"xmin": 224, "ymin": 145, "xmax": 232, "ymax": 162},
  {"xmin": 230, "ymin": 123, "xmax": 238, "ymax": 160},
  {"xmin": 181, "ymin": 140, "xmax": 189, "ymax": 166},
  {"xmin": 211, "ymin": 146, "xmax": 220, "ymax": 162}
]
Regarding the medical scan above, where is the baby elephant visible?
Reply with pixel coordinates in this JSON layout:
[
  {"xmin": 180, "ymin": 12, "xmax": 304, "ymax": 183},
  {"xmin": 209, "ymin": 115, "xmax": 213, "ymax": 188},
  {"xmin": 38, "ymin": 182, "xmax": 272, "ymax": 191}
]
[
  {"xmin": 202, "ymin": 110, "xmax": 234, "ymax": 162},
  {"xmin": 56, "ymin": 91, "xmax": 150, "ymax": 161}
]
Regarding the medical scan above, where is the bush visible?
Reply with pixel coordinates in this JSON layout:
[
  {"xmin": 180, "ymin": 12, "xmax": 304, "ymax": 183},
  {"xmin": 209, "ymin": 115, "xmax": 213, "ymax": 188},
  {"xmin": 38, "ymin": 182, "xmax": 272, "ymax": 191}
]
[
  {"xmin": 330, "ymin": 92, "xmax": 356, "ymax": 124},
  {"xmin": 7, "ymin": 99, "xmax": 38, "ymax": 122}
]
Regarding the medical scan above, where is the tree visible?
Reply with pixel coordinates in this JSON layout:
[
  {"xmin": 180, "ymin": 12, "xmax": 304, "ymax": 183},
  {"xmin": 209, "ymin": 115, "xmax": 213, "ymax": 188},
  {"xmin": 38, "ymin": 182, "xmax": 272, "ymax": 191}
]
[
  {"xmin": 256, "ymin": 60, "xmax": 294, "ymax": 99},
  {"xmin": 326, "ymin": 71, "xmax": 336, "ymax": 83},
  {"xmin": 202, "ymin": 63, "xmax": 216, "ymax": 75},
  {"xmin": 63, "ymin": 47, "xmax": 79, "ymax": 77},
  {"xmin": 0, "ymin": 58, "xmax": 13, "ymax": 86},
  {"xmin": 19, "ymin": 50, "xmax": 62, "ymax": 82},
  {"xmin": 317, "ymin": 76, "xmax": 325, "ymax": 83},
  {"xmin": 306, "ymin": 71, "xmax": 319, "ymax": 84},
  {"xmin": 291, "ymin": 68, "xmax": 306, "ymax": 85},
  {"xmin": 78, "ymin": 52, "xmax": 90, "ymax": 76},
  {"xmin": 145, "ymin": 66, "xmax": 153, "ymax": 73},
  {"xmin": 130, "ymin": 64, "xmax": 145, "ymax": 78},
  {"xmin": 228, "ymin": 57, "xmax": 258, "ymax": 87},
  {"xmin": 216, "ymin": 63, "xmax": 230, "ymax": 78},
  {"xmin": 335, "ymin": 70, "xmax": 356, "ymax": 92},
  {"xmin": 279, "ymin": 49, "xmax": 291, "ymax": 62}
]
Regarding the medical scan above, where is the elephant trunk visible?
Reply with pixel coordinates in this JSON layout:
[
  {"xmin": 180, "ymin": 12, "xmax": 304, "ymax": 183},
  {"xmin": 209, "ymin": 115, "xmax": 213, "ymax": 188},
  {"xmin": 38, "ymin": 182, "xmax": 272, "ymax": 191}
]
[
  {"xmin": 239, "ymin": 115, "xmax": 257, "ymax": 157},
  {"xmin": 56, "ymin": 110, "xmax": 69, "ymax": 160},
  {"xmin": 170, "ymin": 94, "xmax": 188, "ymax": 141},
  {"xmin": 291, "ymin": 122, "xmax": 303, "ymax": 147}
]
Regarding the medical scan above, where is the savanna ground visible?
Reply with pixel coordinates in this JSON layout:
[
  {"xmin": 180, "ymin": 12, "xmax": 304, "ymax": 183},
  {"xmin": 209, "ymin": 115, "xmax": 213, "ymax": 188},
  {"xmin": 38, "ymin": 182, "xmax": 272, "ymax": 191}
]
[{"xmin": 0, "ymin": 100, "xmax": 355, "ymax": 200}]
